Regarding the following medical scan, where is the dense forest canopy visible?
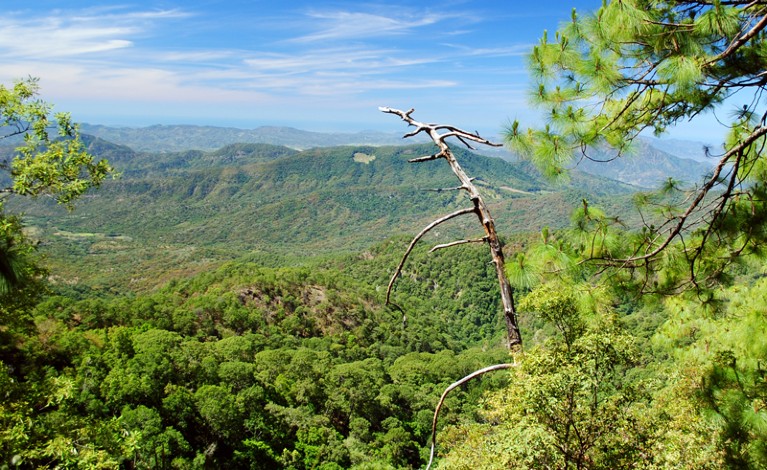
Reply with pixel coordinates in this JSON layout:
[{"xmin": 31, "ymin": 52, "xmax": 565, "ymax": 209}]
[{"xmin": 3, "ymin": 1, "xmax": 767, "ymax": 469}]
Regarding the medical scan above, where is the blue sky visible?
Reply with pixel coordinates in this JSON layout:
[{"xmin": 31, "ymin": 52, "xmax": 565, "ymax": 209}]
[{"xmin": 3, "ymin": 1, "xmax": 720, "ymax": 141}]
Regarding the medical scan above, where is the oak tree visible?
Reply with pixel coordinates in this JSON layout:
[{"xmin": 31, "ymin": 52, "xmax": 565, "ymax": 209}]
[{"xmin": 0, "ymin": 77, "xmax": 112, "ymax": 292}]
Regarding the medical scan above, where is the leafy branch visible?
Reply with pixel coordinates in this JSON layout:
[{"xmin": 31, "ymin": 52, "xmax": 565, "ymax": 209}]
[{"xmin": 506, "ymin": 1, "xmax": 767, "ymax": 292}]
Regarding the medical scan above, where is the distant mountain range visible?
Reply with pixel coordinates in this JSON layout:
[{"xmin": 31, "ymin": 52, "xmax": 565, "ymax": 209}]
[
  {"xmin": 12, "ymin": 136, "xmax": 637, "ymax": 290},
  {"xmin": 79, "ymin": 123, "xmax": 715, "ymax": 189},
  {"xmin": 568, "ymin": 137, "xmax": 715, "ymax": 188},
  {"xmin": 3, "ymin": 123, "xmax": 722, "ymax": 290},
  {"xmin": 643, "ymin": 136, "xmax": 720, "ymax": 163},
  {"xmin": 79, "ymin": 123, "xmax": 428, "ymax": 152}
]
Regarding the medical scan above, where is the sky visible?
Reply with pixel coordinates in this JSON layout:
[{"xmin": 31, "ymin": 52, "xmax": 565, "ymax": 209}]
[{"xmin": 1, "ymin": 1, "xmax": 720, "ymax": 140}]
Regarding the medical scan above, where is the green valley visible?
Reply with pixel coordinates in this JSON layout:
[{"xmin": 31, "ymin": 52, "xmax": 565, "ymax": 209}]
[
  {"xmin": 10, "ymin": 139, "xmax": 635, "ymax": 291},
  {"xmin": 6, "ymin": 1, "xmax": 767, "ymax": 466},
  {"xmin": 5, "ymin": 119, "xmax": 766, "ymax": 469}
]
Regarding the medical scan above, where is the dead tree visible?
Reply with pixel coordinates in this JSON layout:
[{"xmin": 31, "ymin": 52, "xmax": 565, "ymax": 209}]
[{"xmin": 379, "ymin": 107, "xmax": 522, "ymax": 348}]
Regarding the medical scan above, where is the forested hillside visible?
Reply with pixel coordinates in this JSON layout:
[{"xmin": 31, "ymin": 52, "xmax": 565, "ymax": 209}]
[
  {"xmin": 5, "ymin": 117, "xmax": 767, "ymax": 469},
  {"xmin": 78, "ymin": 122, "xmax": 715, "ymax": 188},
  {"xmin": 1, "ymin": 242, "xmax": 522, "ymax": 468},
  {"xmin": 4, "ymin": 125, "xmax": 766, "ymax": 468},
  {"xmin": 6, "ymin": 0, "xmax": 767, "ymax": 467},
  {"xmin": 0, "ymin": 122, "xmax": 649, "ymax": 468},
  {"xmin": 8, "ymin": 140, "xmax": 635, "ymax": 291}
]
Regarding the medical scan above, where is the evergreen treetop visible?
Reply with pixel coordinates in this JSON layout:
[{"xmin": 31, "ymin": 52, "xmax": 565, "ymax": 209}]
[{"xmin": 507, "ymin": 0, "xmax": 767, "ymax": 292}]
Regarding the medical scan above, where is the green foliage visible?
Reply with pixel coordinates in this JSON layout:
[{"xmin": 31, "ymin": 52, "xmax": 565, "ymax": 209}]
[
  {"xmin": 7, "ymin": 140, "xmax": 638, "ymax": 292},
  {"xmin": 436, "ymin": 209, "xmax": 767, "ymax": 469},
  {"xmin": 438, "ymin": 281, "xmax": 650, "ymax": 469},
  {"xmin": 2, "ymin": 77, "xmax": 112, "ymax": 206},
  {"xmin": 0, "ymin": 77, "xmax": 112, "ymax": 298},
  {"xmin": 507, "ymin": 0, "xmax": 767, "ymax": 292},
  {"xmin": 7, "ymin": 23, "xmax": 767, "ymax": 467},
  {"xmin": 0, "ymin": 213, "xmax": 36, "ymax": 295},
  {"xmin": 0, "ymin": 245, "xmax": 518, "ymax": 469},
  {"xmin": 0, "ymin": 80, "xmax": 122, "ymax": 468},
  {"xmin": 650, "ymin": 278, "xmax": 767, "ymax": 468},
  {"xmin": 5, "ymin": 152, "xmax": 767, "ymax": 470}
]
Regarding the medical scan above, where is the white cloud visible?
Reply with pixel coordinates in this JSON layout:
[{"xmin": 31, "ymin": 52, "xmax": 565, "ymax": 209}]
[
  {"xmin": 0, "ymin": 7, "xmax": 188, "ymax": 59},
  {"xmin": 290, "ymin": 10, "xmax": 451, "ymax": 42},
  {"xmin": 0, "ymin": 20, "xmax": 134, "ymax": 58},
  {"xmin": 243, "ymin": 47, "xmax": 439, "ymax": 74},
  {"xmin": 440, "ymin": 43, "xmax": 531, "ymax": 58},
  {"xmin": 0, "ymin": 3, "xmax": 530, "ymax": 129},
  {"xmin": 160, "ymin": 51, "xmax": 238, "ymax": 62}
]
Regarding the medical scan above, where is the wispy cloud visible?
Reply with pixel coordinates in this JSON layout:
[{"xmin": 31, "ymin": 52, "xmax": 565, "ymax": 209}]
[
  {"xmin": 290, "ymin": 10, "xmax": 453, "ymax": 42},
  {"xmin": 0, "ymin": 2, "xmax": 536, "ymax": 130},
  {"xmin": 160, "ymin": 51, "xmax": 239, "ymax": 63},
  {"xmin": 0, "ymin": 8, "xmax": 187, "ymax": 59},
  {"xmin": 0, "ymin": 19, "xmax": 134, "ymax": 58},
  {"xmin": 440, "ymin": 43, "xmax": 531, "ymax": 58},
  {"xmin": 243, "ymin": 47, "xmax": 439, "ymax": 74}
]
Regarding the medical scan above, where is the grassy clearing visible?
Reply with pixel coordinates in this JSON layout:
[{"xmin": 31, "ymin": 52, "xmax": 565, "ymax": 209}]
[{"xmin": 353, "ymin": 152, "xmax": 376, "ymax": 164}]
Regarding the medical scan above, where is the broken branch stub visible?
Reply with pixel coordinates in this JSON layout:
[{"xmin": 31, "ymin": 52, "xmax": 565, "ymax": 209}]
[{"xmin": 379, "ymin": 106, "xmax": 522, "ymax": 349}]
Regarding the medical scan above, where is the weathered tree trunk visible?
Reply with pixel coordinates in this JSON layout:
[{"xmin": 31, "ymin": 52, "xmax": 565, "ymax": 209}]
[{"xmin": 380, "ymin": 107, "xmax": 522, "ymax": 348}]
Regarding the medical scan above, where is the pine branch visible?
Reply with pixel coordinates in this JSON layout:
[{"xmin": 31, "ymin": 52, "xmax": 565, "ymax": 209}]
[
  {"xmin": 596, "ymin": 124, "xmax": 767, "ymax": 267},
  {"xmin": 707, "ymin": 12, "xmax": 767, "ymax": 65}
]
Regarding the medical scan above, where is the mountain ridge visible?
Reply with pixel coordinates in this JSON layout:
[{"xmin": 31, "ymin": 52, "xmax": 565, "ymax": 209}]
[
  {"xmin": 79, "ymin": 123, "xmax": 714, "ymax": 189},
  {"xmin": 80, "ymin": 123, "xmax": 426, "ymax": 152},
  {"xmin": 11, "ymin": 139, "xmax": 636, "ymax": 290}
]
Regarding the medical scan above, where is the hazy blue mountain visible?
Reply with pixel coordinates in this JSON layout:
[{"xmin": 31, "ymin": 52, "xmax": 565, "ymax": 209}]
[
  {"xmin": 78, "ymin": 123, "xmax": 718, "ymax": 189},
  {"xmin": 444, "ymin": 134, "xmax": 714, "ymax": 189},
  {"xmin": 569, "ymin": 137, "xmax": 715, "ymax": 188},
  {"xmin": 642, "ymin": 136, "xmax": 720, "ymax": 163},
  {"xmin": 79, "ymin": 123, "xmax": 427, "ymax": 152}
]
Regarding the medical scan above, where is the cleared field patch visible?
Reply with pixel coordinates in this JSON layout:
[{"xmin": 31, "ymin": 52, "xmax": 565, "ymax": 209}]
[
  {"xmin": 54, "ymin": 230, "xmax": 133, "ymax": 242},
  {"xmin": 353, "ymin": 152, "xmax": 376, "ymax": 164},
  {"xmin": 499, "ymin": 185, "xmax": 532, "ymax": 195}
]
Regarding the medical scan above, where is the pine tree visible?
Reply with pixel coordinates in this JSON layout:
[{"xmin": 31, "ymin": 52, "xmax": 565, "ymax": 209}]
[{"xmin": 506, "ymin": 0, "xmax": 767, "ymax": 292}]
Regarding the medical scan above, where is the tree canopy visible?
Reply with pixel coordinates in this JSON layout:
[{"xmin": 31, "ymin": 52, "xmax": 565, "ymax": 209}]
[
  {"xmin": 506, "ymin": 0, "xmax": 767, "ymax": 293},
  {"xmin": 0, "ymin": 77, "xmax": 112, "ymax": 293}
]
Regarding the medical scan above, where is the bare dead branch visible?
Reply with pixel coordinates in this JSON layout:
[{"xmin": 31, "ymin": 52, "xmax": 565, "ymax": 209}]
[
  {"xmin": 440, "ymin": 130, "xmax": 503, "ymax": 148},
  {"xmin": 422, "ymin": 188, "xmax": 464, "ymax": 193},
  {"xmin": 430, "ymin": 237, "xmax": 488, "ymax": 252},
  {"xmin": 381, "ymin": 106, "xmax": 522, "ymax": 348},
  {"xmin": 408, "ymin": 153, "xmax": 442, "ymax": 163},
  {"xmin": 385, "ymin": 207, "xmax": 476, "ymax": 304},
  {"xmin": 423, "ymin": 181, "xmax": 473, "ymax": 193},
  {"xmin": 403, "ymin": 126, "xmax": 429, "ymax": 139},
  {"xmin": 425, "ymin": 362, "xmax": 517, "ymax": 470},
  {"xmin": 380, "ymin": 107, "xmax": 503, "ymax": 148},
  {"xmin": 381, "ymin": 108, "xmax": 526, "ymax": 468}
]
